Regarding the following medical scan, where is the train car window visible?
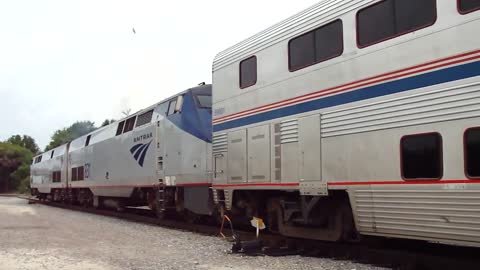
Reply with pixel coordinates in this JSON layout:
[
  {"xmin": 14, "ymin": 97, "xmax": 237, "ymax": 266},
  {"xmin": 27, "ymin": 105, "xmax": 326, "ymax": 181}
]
[
  {"xmin": 52, "ymin": 171, "xmax": 61, "ymax": 183},
  {"xmin": 357, "ymin": 0, "xmax": 436, "ymax": 48},
  {"xmin": 50, "ymin": 151, "xmax": 54, "ymax": 159},
  {"xmin": 77, "ymin": 166, "xmax": 84, "ymax": 181},
  {"xmin": 116, "ymin": 121, "xmax": 125, "ymax": 136},
  {"xmin": 459, "ymin": 0, "xmax": 480, "ymax": 14},
  {"xmin": 239, "ymin": 56, "xmax": 257, "ymax": 89},
  {"xmin": 289, "ymin": 20, "xmax": 343, "ymax": 71},
  {"xmin": 465, "ymin": 128, "xmax": 480, "ymax": 177},
  {"xmin": 167, "ymin": 99, "xmax": 177, "ymax": 116},
  {"xmin": 401, "ymin": 133, "xmax": 442, "ymax": 179},
  {"xmin": 71, "ymin": 167, "xmax": 78, "ymax": 181},
  {"xmin": 195, "ymin": 94, "xmax": 212, "ymax": 108},
  {"xmin": 289, "ymin": 32, "xmax": 315, "ymax": 71},
  {"xmin": 85, "ymin": 135, "xmax": 91, "ymax": 146},
  {"xmin": 123, "ymin": 116, "xmax": 136, "ymax": 133},
  {"xmin": 136, "ymin": 110, "xmax": 154, "ymax": 127}
]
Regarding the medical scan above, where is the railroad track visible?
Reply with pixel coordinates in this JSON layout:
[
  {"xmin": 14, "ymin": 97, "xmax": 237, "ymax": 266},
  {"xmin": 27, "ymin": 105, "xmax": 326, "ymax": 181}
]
[{"xmin": 22, "ymin": 196, "xmax": 480, "ymax": 270}]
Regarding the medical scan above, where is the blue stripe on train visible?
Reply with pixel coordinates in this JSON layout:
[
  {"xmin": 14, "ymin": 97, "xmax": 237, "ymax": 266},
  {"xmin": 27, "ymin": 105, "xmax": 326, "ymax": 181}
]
[{"xmin": 213, "ymin": 60, "xmax": 480, "ymax": 132}]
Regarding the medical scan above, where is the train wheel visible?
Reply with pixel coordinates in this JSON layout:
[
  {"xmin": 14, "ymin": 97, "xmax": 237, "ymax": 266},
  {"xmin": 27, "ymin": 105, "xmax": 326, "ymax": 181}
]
[
  {"xmin": 266, "ymin": 198, "xmax": 282, "ymax": 234},
  {"xmin": 183, "ymin": 210, "xmax": 199, "ymax": 224}
]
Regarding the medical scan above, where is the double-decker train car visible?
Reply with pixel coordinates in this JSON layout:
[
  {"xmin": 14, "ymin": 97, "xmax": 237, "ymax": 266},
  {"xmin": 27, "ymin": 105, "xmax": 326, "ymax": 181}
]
[
  {"xmin": 31, "ymin": 84, "xmax": 213, "ymax": 217},
  {"xmin": 211, "ymin": 0, "xmax": 480, "ymax": 247}
]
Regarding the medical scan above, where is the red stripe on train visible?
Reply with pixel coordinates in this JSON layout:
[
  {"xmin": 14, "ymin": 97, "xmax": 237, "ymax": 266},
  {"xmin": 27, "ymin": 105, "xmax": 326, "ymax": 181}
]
[
  {"xmin": 213, "ymin": 49, "xmax": 480, "ymax": 124},
  {"xmin": 212, "ymin": 179, "xmax": 480, "ymax": 188}
]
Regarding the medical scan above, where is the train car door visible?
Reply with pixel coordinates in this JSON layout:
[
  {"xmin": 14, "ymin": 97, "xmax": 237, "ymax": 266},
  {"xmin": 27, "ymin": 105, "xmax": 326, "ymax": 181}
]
[
  {"xmin": 247, "ymin": 125, "xmax": 270, "ymax": 183},
  {"xmin": 298, "ymin": 114, "xmax": 321, "ymax": 183},
  {"xmin": 227, "ymin": 129, "xmax": 247, "ymax": 183}
]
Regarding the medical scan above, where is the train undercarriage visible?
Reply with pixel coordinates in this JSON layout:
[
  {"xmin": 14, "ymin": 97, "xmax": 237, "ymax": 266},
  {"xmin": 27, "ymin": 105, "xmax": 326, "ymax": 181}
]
[{"xmin": 216, "ymin": 190, "xmax": 359, "ymax": 242}]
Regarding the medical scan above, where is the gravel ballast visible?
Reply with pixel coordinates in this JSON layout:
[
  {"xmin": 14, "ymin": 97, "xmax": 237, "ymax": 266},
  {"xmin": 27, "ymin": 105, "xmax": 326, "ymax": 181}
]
[{"xmin": 0, "ymin": 196, "xmax": 388, "ymax": 270}]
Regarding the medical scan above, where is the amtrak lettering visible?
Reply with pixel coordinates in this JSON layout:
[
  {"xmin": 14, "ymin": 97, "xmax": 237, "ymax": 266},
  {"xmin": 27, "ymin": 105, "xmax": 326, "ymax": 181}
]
[{"xmin": 133, "ymin": 132, "xmax": 153, "ymax": 143}]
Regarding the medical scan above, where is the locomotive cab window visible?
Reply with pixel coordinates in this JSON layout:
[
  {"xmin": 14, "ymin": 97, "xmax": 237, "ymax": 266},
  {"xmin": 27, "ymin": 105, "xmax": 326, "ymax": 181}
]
[
  {"xmin": 239, "ymin": 56, "xmax": 257, "ymax": 89},
  {"xmin": 123, "ymin": 116, "xmax": 136, "ymax": 133},
  {"xmin": 85, "ymin": 135, "xmax": 91, "ymax": 146},
  {"xmin": 195, "ymin": 94, "xmax": 212, "ymax": 108},
  {"xmin": 167, "ymin": 99, "xmax": 177, "ymax": 116},
  {"xmin": 357, "ymin": 0, "xmax": 436, "ymax": 48},
  {"xmin": 465, "ymin": 128, "xmax": 480, "ymax": 178},
  {"xmin": 458, "ymin": 0, "xmax": 480, "ymax": 14},
  {"xmin": 289, "ymin": 19, "xmax": 343, "ymax": 71},
  {"xmin": 116, "ymin": 121, "xmax": 125, "ymax": 136},
  {"xmin": 401, "ymin": 133, "xmax": 442, "ymax": 179}
]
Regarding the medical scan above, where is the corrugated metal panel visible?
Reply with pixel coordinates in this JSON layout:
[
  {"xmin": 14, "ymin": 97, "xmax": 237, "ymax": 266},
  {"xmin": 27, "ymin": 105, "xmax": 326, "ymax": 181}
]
[
  {"xmin": 212, "ymin": 133, "xmax": 228, "ymax": 155},
  {"xmin": 213, "ymin": 0, "xmax": 371, "ymax": 71},
  {"xmin": 280, "ymin": 119, "xmax": 299, "ymax": 144},
  {"xmin": 353, "ymin": 189, "xmax": 480, "ymax": 244},
  {"xmin": 321, "ymin": 81, "xmax": 480, "ymax": 137}
]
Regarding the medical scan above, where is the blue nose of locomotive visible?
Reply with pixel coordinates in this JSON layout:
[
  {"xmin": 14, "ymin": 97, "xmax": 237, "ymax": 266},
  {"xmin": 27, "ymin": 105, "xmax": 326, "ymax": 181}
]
[{"xmin": 169, "ymin": 84, "xmax": 211, "ymax": 143}]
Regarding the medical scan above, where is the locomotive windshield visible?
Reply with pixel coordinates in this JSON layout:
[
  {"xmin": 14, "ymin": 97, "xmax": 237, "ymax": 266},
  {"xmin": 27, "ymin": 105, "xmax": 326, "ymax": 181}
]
[{"xmin": 194, "ymin": 94, "xmax": 212, "ymax": 108}]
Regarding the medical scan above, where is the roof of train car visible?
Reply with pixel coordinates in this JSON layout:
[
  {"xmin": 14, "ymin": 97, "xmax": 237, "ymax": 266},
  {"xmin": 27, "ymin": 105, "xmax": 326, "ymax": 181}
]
[
  {"xmin": 212, "ymin": 0, "xmax": 372, "ymax": 71},
  {"xmin": 32, "ymin": 84, "xmax": 211, "ymax": 160}
]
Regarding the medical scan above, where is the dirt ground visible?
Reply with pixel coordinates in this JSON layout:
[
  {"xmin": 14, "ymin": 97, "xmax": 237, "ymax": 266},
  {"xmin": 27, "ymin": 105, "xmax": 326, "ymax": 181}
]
[{"xmin": 0, "ymin": 196, "xmax": 387, "ymax": 270}]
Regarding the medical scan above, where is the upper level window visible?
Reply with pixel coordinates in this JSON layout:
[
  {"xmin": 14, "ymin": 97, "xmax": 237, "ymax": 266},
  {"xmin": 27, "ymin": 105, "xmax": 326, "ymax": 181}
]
[
  {"xmin": 123, "ymin": 116, "xmax": 136, "ymax": 133},
  {"xmin": 465, "ymin": 128, "xmax": 480, "ymax": 178},
  {"xmin": 167, "ymin": 99, "xmax": 177, "ymax": 116},
  {"xmin": 50, "ymin": 151, "xmax": 54, "ymax": 159},
  {"xmin": 289, "ymin": 20, "xmax": 343, "ymax": 71},
  {"xmin": 239, "ymin": 56, "xmax": 257, "ymax": 89},
  {"xmin": 357, "ymin": 0, "xmax": 436, "ymax": 48},
  {"xmin": 136, "ymin": 110, "xmax": 154, "ymax": 127},
  {"xmin": 401, "ymin": 133, "xmax": 442, "ymax": 180},
  {"xmin": 459, "ymin": 0, "xmax": 480, "ymax": 14},
  {"xmin": 116, "ymin": 121, "xmax": 125, "ymax": 136}
]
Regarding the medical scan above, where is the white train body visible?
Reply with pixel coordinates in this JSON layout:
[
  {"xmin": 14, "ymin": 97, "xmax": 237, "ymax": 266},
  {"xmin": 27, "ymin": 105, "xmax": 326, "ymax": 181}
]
[
  {"xmin": 212, "ymin": 0, "xmax": 480, "ymax": 247},
  {"xmin": 31, "ymin": 84, "xmax": 213, "ymax": 215},
  {"xmin": 31, "ymin": 144, "xmax": 68, "ymax": 195}
]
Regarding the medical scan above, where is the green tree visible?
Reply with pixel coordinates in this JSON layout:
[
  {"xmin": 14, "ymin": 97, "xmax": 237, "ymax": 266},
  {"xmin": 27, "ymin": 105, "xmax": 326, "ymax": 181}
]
[
  {"xmin": 6, "ymin": 134, "xmax": 40, "ymax": 154},
  {"xmin": 45, "ymin": 121, "xmax": 97, "ymax": 151},
  {"xmin": 101, "ymin": 119, "xmax": 115, "ymax": 127},
  {"xmin": 0, "ymin": 142, "xmax": 33, "ymax": 193}
]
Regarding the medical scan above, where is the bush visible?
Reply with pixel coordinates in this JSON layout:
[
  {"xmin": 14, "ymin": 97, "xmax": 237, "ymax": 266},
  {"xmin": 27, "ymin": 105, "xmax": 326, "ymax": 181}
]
[
  {"xmin": 17, "ymin": 177, "xmax": 31, "ymax": 194},
  {"xmin": 0, "ymin": 142, "xmax": 33, "ymax": 193}
]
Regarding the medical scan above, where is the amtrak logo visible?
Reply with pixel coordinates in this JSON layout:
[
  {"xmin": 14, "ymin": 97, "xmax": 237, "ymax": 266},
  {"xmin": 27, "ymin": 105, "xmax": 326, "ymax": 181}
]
[{"xmin": 130, "ymin": 140, "xmax": 152, "ymax": 167}]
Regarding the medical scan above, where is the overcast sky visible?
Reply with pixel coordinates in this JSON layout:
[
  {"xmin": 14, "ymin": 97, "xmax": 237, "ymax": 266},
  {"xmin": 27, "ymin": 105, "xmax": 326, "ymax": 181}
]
[{"xmin": 0, "ymin": 0, "xmax": 319, "ymax": 149}]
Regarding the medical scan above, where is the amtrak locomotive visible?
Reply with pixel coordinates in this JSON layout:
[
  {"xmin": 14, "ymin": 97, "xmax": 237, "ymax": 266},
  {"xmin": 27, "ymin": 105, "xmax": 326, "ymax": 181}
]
[
  {"xmin": 31, "ymin": 84, "xmax": 213, "ymax": 219},
  {"xmin": 32, "ymin": 0, "xmax": 480, "ymax": 248}
]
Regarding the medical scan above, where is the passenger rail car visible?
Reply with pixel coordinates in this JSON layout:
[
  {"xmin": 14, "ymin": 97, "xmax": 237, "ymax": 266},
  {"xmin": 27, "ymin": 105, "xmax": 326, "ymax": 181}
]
[
  {"xmin": 31, "ymin": 84, "xmax": 213, "ymax": 217},
  {"xmin": 211, "ymin": 0, "xmax": 480, "ymax": 247}
]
